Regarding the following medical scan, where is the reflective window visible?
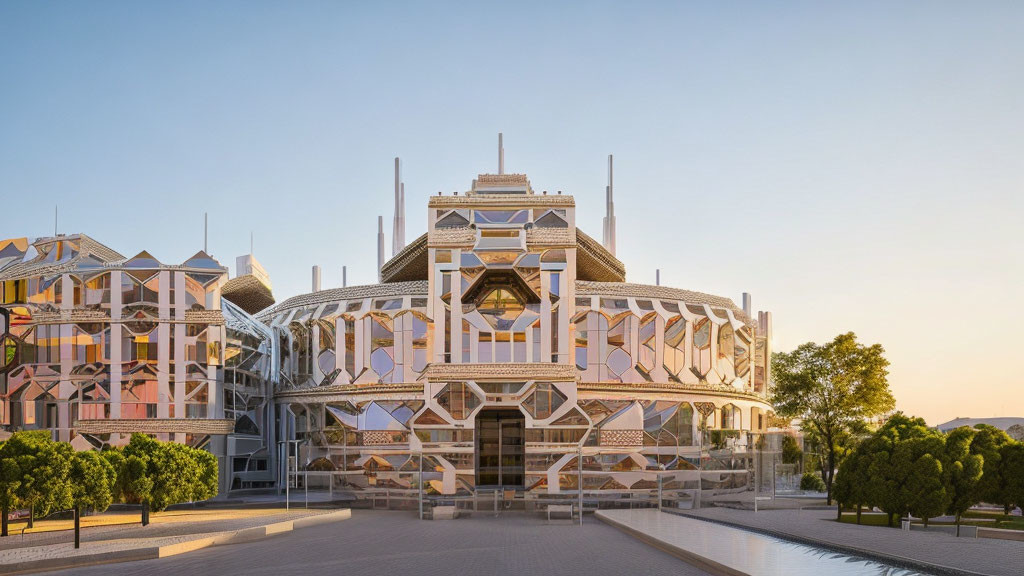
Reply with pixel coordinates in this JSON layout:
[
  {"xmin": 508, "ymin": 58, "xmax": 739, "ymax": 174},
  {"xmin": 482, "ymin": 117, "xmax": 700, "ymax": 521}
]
[
  {"xmin": 367, "ymin": 314, "xmax": 395, "ymax": 381},
  {"xmin": 605, "ymin": 312, "xmax": 634, "ymax": 381},
  {"xmin": 435, "ymin": 382, "xmax": 480, "ymax": 420},
  {"xmin": 664, "ymin": 317, "xmax": 686, "ymax": 379},
  {"xmin": 721, "ymin": 404, "xmax": 741, "ymax": 430},
  {"xmin": 573, "ymin": 312, "xmax": 588, "ymax": 370},
  {"xmin": 523, "ymin": 383, "xmax": 566, "ymax": 420},
  {"xmin": 638, "ymin": 314, "xmax": 657, "ymax": 375}
]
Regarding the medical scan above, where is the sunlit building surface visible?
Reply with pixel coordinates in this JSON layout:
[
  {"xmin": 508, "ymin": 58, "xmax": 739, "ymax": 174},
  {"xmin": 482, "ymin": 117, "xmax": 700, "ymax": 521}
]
[
  {"xmin": 261, "ymin": 163, "xmax": 776, "ymax": 508},
  {"xmin": 0, "ymin": 235, "xmax": 276, "ymax": 492},
  {"xmin": 0, "ymin": 155, "xmax": 775, "ymax": 507}
]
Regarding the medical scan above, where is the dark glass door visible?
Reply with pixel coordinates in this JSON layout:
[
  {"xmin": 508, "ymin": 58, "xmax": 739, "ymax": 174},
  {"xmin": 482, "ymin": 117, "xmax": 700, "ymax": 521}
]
[{"xmin": 476, "ymin": 409, "xmax": 524, "ymax": 488}]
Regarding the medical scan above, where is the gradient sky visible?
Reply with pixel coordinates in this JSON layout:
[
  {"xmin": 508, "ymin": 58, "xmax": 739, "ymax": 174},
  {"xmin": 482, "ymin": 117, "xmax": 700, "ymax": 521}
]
[{"xmin": 1, "ymin": 2, "xmax": 1021, "ymax": 425}]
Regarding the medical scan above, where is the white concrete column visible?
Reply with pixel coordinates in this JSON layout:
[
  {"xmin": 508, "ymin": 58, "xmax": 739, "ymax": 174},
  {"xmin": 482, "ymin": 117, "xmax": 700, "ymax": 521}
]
[
  {"xmin": 540, "ymin": 272, "xmax": 552, "ymax": 362},
  {"xmin": 110, "ymin": 271, "xmax": 122, "ymax": 419}
]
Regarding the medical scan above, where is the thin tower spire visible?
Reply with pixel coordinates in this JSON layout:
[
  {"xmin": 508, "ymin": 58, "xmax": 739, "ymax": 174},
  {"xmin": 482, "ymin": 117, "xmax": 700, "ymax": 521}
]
[
  {"xmin": 392, "ymin": 157, "xmax": 405, "ymax": 255},
  {"xmin": 602, "ymin": 154, "xmax": 616, "ymax": 256}
]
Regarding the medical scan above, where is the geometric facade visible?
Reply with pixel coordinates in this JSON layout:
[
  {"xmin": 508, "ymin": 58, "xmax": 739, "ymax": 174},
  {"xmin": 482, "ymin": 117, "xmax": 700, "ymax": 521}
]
[
  {"xmin": 0, "ymin": 235, "xmax": 275, "ymax": 492},
  {"xmin": 260, "ymin": 171, "xmax": 774, "ymax": 503},
  {"xmin": 0, "ymin": 167, "xmax": 773, "ymax": 503}
]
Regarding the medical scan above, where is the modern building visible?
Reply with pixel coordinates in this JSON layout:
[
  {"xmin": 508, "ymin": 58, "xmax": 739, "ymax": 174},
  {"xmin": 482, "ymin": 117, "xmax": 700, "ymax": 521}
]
[
  {"xmin": 0, "ymin": 146, "xmax": 775, "ymax": 506},
  {"xmin": 0, "ymin": 235, "xmax": 276, "ymax": 492}
]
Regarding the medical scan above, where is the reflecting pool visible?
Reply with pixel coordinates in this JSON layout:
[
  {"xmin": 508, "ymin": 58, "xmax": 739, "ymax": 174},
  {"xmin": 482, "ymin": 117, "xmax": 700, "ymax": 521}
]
[{"xmin": 597, "ymin": 509, "xmax": 934, "ymax": 576}]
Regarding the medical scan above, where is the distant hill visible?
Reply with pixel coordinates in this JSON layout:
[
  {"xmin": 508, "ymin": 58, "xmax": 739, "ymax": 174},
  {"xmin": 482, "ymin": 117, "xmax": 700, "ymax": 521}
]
[{"xmin": 936, "ymin": 417, "xmax": 1024, "ymax": 441}]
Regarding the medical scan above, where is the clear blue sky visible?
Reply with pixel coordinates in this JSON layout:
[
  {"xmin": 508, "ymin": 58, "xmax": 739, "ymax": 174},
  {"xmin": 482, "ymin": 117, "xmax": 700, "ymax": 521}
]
[{"xmin": 2, "ymin": 2, "xmax": 1022, "ymax": 424}]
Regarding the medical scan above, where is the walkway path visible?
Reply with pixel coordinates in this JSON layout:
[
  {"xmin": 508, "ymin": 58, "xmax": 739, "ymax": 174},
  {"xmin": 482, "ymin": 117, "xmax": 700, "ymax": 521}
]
[
  {"xmin": 0, "ymin": 508, "xmax": 332, "ymax": 552},
  {"xmin": 0, "ymin": 508, "xmax": 348, "ymax": 575},
  {"xmin": 685, "ymin": 506, "xmax": 1024, "ymax": 576},
  {"xmin": 46, "ymin": 510, "xmax": 711, "ymax": 576}
]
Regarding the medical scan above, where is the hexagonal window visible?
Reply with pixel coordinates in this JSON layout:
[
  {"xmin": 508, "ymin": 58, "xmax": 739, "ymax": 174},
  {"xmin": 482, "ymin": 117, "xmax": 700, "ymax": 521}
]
[
  {"xmin": 523, "ymin": 383, "xmax": 566, "ymax": 420},
  {"xmin": 435, "ymin": 382, "xmax": 481, "ymax": 420}
]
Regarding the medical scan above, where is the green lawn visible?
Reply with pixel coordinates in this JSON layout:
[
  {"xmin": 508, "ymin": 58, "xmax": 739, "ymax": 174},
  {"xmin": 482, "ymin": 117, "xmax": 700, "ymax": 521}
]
[
  {"xmin": 962, "ymin": 510, "xmax": 1024, "ymax": 531},
  {"xmin": 838, "ymin": 512, "xmax": 894, "ymax": 527},
  {"xmin": 837, "ymin": 509, "xmax": 1024, "ymax": 531}
]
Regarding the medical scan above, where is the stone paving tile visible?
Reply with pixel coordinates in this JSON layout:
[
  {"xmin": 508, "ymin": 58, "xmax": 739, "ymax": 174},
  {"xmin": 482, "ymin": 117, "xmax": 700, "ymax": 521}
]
[
  {"xmin": 46, "ymin": 510, "xmax": 711, "ymax": 576},
  {"xmin": 0, "ymin": 509, "xmax": 329, "ymax": 553},
  {"xmin": 687, "ymin": 506, "xmax": 1024, "ymax": 576},
  {"xmin": 0, "ymin": 532, "xmax": 221, "ymax": 564}
]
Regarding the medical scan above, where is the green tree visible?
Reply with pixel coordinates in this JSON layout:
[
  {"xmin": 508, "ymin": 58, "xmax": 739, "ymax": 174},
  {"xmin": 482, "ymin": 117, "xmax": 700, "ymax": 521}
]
[
  {"xmin": 109, "ymin": 435, "xmax": 157, "ymax": 524},
  {"xmin": 772, "ymin": 332, "xmax": 895, "ymax": 503},
  {"xmin": 1000, "ymin": 442, "xmax": 1024, "ymax": 514},
  {"xmin": 834, "ymin": 443, "xmax": 873, "ymax": 523},
  {"xmin": 101, "ymin": 448, "xmax": 130, "ymax": 505},
  {"xmin": 899, "ymin": 436, "xmax": 947, "ymax": 526},
  {"xmin": 863, "ymin": 413, "xmax": 945, "ymax": 527},
  {"xmin": 943, "ymin": 427, "xmax": 984, "ymax": 536},
  {"xmin": 781, "ymin": 435, "xmax": 802, "ymax": 465},
  {"xmin": 970, "ymin": 425, "xmax": 1013, "ymax": 513},
  {"xmin": 149, "ymin": 441, "xmax": 198, "ymax": 511},
  {"xmin": 0, "ymin": 431, "xmax": 72, "ymax": 528},
  {"xmin": 0, "ymin": 440, "xmax": 19, "ymax": 537},
  {"xmin": 193, "ymin": 448, "xmax": 219, "ymax": 502},
  {"xmin": 107, "ymin": 435, "xmax": 219, "ymax": 523},
  {"xmin": 69, "ymin": 450, "xmax": 115, "ymax": 548}
]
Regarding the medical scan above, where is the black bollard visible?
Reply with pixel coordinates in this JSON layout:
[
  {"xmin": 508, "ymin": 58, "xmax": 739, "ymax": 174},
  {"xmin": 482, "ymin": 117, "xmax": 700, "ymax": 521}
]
[{"xmin": 74, "ymin": 506, "xmax": 80, "ymax": 549}]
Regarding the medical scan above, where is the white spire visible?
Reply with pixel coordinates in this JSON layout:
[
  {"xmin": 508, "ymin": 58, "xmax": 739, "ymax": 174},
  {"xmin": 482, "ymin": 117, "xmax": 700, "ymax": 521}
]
[
  {"xmin": 392, "ymin": 157, "xmax": 405, "ymax": 256},
  {"xmin": 602, "ymin": 154, "xmax": 616, "ymax": 256},
  {"xmin": 498, "ymin": 132, "xmax": 504, "ymax": 175}
]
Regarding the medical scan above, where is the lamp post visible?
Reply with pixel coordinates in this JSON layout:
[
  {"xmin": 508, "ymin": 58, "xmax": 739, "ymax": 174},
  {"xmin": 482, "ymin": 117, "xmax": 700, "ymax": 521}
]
[
  {"xmin": 577, "ymin": 445, "xmax": 583, "ymax": 526},
  {"xmin": 658, "ymin": 464, "xmax": 666, "ymax": 511}
]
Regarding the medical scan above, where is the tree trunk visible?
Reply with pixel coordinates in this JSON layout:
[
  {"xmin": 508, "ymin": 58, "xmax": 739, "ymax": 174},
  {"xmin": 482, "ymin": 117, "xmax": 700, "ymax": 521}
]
[
  {"xmin": 837, "ymin": 503, "xmax": 842, "ymax": 521},
  {"xmin": 142, "ymin": 501, "xmax": 149, "ymax": 527},
  {"xmin": 956, "ymin": 513, "xmax": 961, "ymax": 537},
  {"xmin": 856, "ymin": 504, "xmax": 862, "ymax": 525},
  {"xmin": 923, "ymin": 516, "xmax": 929, "ymax": 528},
  {"xmin": 27, "ymin": 504, "xmax": 33, "ymax": 529},
  {"xmin": 74, "ymin": 506, "xmax": 80, "ymax": 549},
  {"xmin": 1, "ymin": 504, "xmax": 7, "ymax": 537},
  {"xmin": 887, "ymin": 512, "xmax": 894, "ymax": 528},
  {"xmin": 825, "ymin": 448, "xmax": 836, "ymax": 505}
]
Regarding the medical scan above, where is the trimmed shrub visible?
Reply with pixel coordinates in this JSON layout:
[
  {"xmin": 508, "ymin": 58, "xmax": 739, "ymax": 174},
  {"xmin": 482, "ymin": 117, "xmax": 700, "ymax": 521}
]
[{"xmin": 800, "ymin": 472, "xmax": 826, "ymax": 492}]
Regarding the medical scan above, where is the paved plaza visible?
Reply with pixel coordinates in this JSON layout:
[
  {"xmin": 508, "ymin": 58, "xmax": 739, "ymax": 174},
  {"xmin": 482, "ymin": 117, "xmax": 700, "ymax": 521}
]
[
  {"xmin": 7, "ymin": 506, "xmax": 1021, "ymax": 575},
  {"xmin": 686, "ymin": 506, "xmax": 1024, "ymax": 576},
  {"xmin": 45, "ymin": 510, "xmax": 710, "ymax": 576}
]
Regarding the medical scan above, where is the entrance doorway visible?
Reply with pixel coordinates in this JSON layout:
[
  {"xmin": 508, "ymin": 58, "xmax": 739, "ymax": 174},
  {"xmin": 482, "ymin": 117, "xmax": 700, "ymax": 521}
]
[{"xmin": 475, "ymin": 409, "xmax": 524, "ymax": 488}]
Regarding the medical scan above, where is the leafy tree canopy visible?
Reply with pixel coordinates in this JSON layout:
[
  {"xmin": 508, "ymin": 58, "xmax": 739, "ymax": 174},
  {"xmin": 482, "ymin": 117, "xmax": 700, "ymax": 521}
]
[
  {"xmin": 944, "ymin": 426, "xmax": 984, "ymax": 531},
  {"xmin": 70, "ymin": 450, "xmax": 115, "ymax": 513},
  {"xmin": 970, "ymin": 424, "xmax": 1013, "ymax": 510},
  {"xmin": 772, "ymin": 332, "xmax": 895, "ymax": 502},
  {"xmin": 0, "ymin": 431, "xmax": 73, "ymax": 517}
]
